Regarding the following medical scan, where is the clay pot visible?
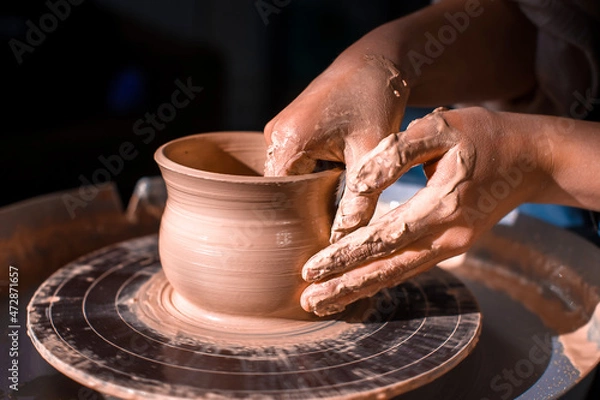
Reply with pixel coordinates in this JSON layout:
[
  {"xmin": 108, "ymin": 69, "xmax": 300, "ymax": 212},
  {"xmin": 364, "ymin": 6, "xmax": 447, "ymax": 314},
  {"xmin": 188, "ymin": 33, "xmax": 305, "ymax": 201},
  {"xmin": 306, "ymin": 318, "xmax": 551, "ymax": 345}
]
[{"xmin": 154, "ymin": 132, "xmax": 342, "ymax": 318}]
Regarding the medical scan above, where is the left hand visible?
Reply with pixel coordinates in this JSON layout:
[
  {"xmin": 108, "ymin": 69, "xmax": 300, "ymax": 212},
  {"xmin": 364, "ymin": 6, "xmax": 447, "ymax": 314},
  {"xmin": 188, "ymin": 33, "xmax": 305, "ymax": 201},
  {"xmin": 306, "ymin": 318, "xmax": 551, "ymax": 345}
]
[{"xmin": 300, "ymin": 106, "xmax": 552, "ymax": 316}]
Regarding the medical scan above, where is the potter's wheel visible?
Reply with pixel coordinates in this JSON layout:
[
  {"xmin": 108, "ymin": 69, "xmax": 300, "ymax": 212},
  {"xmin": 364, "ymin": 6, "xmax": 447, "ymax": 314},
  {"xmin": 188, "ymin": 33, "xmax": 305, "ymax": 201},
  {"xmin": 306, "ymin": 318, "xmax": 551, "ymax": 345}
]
[{"xmin": 27, "ymin": 234, "xmax": 481, "ymax": 399}]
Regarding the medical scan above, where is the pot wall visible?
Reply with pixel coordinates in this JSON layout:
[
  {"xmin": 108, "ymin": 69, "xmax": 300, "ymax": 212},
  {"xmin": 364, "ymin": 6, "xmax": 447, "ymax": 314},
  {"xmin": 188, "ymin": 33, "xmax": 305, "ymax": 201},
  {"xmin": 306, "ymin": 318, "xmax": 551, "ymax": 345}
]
[{"xmin": 155, "ymin": 132, "xmax": 342, "ymax": 317}]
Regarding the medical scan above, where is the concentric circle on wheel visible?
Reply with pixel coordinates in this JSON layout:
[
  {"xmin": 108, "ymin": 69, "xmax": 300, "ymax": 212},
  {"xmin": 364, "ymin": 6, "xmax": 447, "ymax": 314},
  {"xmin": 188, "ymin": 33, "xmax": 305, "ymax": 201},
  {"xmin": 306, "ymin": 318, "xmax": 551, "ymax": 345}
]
[{"xmin": 27, "ymin": 234, "xmax": 481, "ymax": 399}]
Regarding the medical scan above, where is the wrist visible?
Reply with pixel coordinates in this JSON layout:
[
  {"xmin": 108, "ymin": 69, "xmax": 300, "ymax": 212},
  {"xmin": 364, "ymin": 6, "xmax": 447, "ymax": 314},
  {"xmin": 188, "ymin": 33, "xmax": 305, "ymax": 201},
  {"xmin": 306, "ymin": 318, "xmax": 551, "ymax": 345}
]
[{"xmin": 535, "ymin": 117, "xmax": 600, "ymax": 211}]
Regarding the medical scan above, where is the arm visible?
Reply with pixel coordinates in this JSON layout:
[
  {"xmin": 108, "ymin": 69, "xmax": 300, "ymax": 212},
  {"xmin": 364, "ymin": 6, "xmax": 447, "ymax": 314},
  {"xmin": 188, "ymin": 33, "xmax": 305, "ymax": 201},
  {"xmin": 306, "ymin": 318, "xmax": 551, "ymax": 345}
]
[
  {"xmin": 534, "ymin": 116, "xmax": 600, "ymax": 211},
  {"xmin": 344, "ymin": 0, "xmax": 537, "ymax": 105}
]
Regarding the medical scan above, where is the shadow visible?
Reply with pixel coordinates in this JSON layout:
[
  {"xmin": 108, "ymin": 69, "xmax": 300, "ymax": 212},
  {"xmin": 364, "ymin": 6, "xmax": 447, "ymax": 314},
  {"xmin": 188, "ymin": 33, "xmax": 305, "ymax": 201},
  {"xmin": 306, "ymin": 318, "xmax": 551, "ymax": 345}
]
[
  {"xmin": 336, "ymin": 267, "xmax": 480, "ymax": 327},
  {"xmin": 395, "ymin": 214, "xmax": 600, "ymax": 399},
  {"xmin": 1, "ymin": 0, "xmax": 225, "ymax": 208},
  {"xmin": 395, "ymin": 275, "xmax": 556, "ymax": 400}
]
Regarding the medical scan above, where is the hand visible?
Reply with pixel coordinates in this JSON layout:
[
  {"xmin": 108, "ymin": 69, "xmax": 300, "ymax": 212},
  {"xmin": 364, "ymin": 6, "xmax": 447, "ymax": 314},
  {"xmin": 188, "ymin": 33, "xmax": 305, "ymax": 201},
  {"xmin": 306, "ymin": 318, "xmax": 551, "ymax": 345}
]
[
  {"xmin": 264, "ymin": 53, "xmax": 410, "ymax": 240},
  {"xmin": 300, "ymin": 106, "xmax": 553, "ymax": 316}
]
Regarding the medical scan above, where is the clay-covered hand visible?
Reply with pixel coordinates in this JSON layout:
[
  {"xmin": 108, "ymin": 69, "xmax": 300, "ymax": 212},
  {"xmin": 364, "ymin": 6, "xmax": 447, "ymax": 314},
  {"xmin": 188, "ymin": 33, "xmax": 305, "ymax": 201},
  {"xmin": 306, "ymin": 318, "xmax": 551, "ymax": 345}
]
[
  {"xmin": 264, "ymin": 54, "xmax": 409, "ymax": 240},
  {"xmin": 300, "ymin": 106, "xmax": 553, "ymax": 316}
]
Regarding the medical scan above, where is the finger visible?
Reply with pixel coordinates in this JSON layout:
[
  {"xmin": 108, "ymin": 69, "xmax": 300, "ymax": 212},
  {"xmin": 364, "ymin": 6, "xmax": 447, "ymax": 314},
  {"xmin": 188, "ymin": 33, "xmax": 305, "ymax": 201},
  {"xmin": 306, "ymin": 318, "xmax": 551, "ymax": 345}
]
[
  {"xmin": 330, "ymin": 114, "xmax": 455, "ymax": 241},
  {"xmin": 329, "ymin": 133, "xmax": 403, "ymax": 242},
  {"xmin": 263, "ymin": 118, "xmax": 275, "ymax": 146},
  {"xmin": 300, "ymin": 243, "xmax": 443, "ymax": 316},
  {"xmin": 305, "ymin": 184, "xmax": 444, "ymax": 282},
  {"xmin": 329, "ymin": 191, "xmax": 379, "ymax": 243},
  {"xmin": 308, "ymin": 145, "xmax": 474, "ymax": 282},
  {"xmin": 302, "ymin": 220, "xmax": 477, "ymax": 317},
  {"xmin": 349, "ymin": 115, "xmax": 454, "ymax": 194},
  {"xmin": 264, "ymin": 120, "xmax": 349, "ymax": 176}
]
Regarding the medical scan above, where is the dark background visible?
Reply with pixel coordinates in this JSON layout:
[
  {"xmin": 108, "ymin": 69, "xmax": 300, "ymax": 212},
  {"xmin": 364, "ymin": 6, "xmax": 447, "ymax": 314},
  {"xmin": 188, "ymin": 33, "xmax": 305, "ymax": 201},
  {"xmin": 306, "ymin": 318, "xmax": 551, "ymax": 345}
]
[
  {"xmin": 1, "ymin": 0, "xmax": 431, "ymax": 208},
  {"xmin": 2, "ymin": 2, "xmax": 600, "ymax": 399}
]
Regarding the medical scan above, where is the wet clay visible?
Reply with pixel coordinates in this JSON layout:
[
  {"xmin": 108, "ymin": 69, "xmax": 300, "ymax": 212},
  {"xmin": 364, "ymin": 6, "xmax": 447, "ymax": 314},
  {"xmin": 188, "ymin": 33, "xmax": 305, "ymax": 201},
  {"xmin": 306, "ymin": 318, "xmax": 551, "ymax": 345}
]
[
  {"xmin": 27, "ymin": 234, "xmax": 481, "ymax": 399},
  {"xmin": 130, "ymin": 269, "xmax": 363, "ymax": 347},
  {"xmin": 559, "ymin": 304, "xmax": 600, "ymax": 374},
  {"xmin": 25, "ymin": 192, "xmax": 600, "ymax": 399},
  {"xmin": 300, "ymin": 110, "xmax": 477, "ymax": 316},
  {"xmin": 329, "ymin": 107, "xmax": 470, "ymax": 241},
  {"xmin": 154, "ymin": 132, "xmax": 342, "ymax": 319}
]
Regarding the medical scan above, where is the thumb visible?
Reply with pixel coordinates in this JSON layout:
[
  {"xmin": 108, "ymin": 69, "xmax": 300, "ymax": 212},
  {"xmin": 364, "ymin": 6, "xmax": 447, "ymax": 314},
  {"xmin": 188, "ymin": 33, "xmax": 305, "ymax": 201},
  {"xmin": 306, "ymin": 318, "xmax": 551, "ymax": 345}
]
[{"xmin": 329, "ymin": 132, "xmax": 393, "ymax": 243}]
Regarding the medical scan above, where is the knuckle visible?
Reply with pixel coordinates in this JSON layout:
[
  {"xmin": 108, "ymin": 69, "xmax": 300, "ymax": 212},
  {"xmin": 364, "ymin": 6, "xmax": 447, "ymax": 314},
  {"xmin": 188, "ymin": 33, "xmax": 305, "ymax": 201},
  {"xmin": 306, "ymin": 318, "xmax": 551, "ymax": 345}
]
[
  {"xmin": 270, "ymin": 116, "xmax": 296, "ymax": 134},
  {"xmin": 442, "ymin": 227, "xmax": 478, "ymax": 254},
  {"xmin": 460, "ymin": 106, "xmax": 495, "ymax": 125},
  {"xmin": 268, "ymin": 119, "xmax": 305, "ymax": 149},
  {"xmin": 264, "ymin": 118, "xmax": 276, "ymax": 138},
  {"xmin": 405, "ymin": 112, "xmax": 439, "ymax": 132},
  {"xmin": 405, "ymin": 115, "xmax": 428, "ymax": 130}
]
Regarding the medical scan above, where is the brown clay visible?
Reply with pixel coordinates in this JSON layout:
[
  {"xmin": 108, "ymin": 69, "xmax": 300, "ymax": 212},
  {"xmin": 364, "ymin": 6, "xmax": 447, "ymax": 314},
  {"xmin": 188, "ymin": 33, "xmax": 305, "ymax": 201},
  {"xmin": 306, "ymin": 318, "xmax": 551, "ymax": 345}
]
[{"xmin": 154, "ymin": 132, "xmax": 342, "ymax": 320}]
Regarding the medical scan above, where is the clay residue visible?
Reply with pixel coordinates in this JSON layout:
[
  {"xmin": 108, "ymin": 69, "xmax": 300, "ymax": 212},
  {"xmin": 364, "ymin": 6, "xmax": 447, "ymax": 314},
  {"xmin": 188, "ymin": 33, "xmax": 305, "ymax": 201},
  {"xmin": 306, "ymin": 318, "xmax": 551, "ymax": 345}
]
[
  {"xmin": 449, "ymin": 258, "xmax": 590, "ymax": 333},
  {"xmin": 330, "ymin": 107, "xmax": 473, "ymax": 241},
  {"xmin": 363, "ymin": 54, "xmax": 407, "ymax": 96},
  {"xmin": 559, "ymin": 303, "xmax": 600, "ymax": 374},
  {"xmin": 130, "ymin": 270, "xmax": 360, "ymax": 348},
  {"xmin": 302, "ymin": 111, "xmax": 476, "ymax": 316},
  {"xmin": 444, "ymin": 254, "xmax": 600, "ymax": 376}
]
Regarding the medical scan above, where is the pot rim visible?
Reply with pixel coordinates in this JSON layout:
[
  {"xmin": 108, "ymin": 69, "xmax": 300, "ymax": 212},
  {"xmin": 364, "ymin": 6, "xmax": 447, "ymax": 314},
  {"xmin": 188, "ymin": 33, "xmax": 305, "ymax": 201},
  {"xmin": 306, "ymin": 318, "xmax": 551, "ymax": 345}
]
[{"xmin": 154, "ymin": 131, "xmax": 343, "ymax": 184}]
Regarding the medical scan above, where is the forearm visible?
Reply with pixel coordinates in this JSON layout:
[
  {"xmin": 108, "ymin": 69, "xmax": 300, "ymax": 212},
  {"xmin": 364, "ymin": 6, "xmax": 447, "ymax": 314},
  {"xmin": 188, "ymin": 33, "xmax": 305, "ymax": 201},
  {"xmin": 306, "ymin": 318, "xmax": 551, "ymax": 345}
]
[{"xmin": 341, "ymin": 0, "xmax": 537, "ymax": 106}]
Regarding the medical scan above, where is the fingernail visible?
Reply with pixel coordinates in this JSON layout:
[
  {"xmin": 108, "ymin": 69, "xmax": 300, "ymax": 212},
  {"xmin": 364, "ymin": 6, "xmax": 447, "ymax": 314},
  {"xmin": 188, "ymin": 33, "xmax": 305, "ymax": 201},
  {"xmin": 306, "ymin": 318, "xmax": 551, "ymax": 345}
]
[
  {"xmin": 330, "ymin": 230, "xmax": 345, "ymax": 243},
  {"xmin": 302, "ymin": 266, "xmax": 318, "ymax": 282},
  {"xmin": 331, "ymin": 213, "xmax": 362, "ymax": 241},
  {"xmin": 300, "ymin": 289, "xmax": 314, "ymax": 312},
  {"xmin": 303, "ymin": 264, "xmax": 329, "ymax": 282},
  {"xmin": 300, "ymin": 286, "xmax": 345, "ymax": 317},
  {"xmin": 302, "ymin": 254, "xmax": 323, "ymax": 282},
  {"xmin": 349, "ymin": 177, "xmax": 371, "ymax": 193},
  {"xmin": 314, "ymin": 303, "xmax": 346, "ymax": 317}
]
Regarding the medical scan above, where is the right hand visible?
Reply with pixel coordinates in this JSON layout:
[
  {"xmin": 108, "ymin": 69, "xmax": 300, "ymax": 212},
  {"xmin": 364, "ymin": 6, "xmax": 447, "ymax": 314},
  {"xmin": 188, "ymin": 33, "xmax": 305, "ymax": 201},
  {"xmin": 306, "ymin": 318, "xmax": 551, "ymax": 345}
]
[
  {"xmin": 299, "ymin": 106, "xmax": 554, "ymax": 316},
  {"xmin": 264, "ymin": 53, "xmax": 410, "ymax": 241}
]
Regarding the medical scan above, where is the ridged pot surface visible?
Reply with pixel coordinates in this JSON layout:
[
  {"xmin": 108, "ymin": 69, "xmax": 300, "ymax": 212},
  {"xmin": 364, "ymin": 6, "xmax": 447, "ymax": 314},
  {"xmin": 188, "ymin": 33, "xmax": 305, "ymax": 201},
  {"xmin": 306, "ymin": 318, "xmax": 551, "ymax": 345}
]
[{"xmin": 154, "ymin": 132, "xmax": 342, "ymax": 317}]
